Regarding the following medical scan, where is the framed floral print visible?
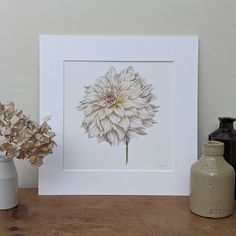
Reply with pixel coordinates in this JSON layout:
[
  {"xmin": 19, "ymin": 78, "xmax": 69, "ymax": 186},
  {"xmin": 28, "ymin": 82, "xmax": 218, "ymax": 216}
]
[{"xmin": 39, "ymin": 36, "xmax": 198, "ymax": 195}]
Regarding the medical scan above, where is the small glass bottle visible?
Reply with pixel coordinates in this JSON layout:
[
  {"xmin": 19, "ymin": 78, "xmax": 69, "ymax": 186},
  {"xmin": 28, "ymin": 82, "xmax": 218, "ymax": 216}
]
[{"xmin": 190, "ymin": 141, "xmax": 235, "ymax": 218}]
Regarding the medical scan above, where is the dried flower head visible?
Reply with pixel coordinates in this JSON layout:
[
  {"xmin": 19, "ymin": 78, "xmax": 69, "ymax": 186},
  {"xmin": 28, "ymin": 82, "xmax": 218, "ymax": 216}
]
[
  {"xmin": 78, "ymin": 66, "xmax": 158, "ymax": 164},
  {"xmin": 0, "ymin": 102, "xmax": 56, "ymax": 166}
]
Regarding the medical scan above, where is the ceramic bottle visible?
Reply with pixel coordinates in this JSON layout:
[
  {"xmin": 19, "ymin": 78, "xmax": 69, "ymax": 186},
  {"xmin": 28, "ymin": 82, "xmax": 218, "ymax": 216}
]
[
  {"xmin": 0, "ymin": 156, "xmax": 18, "ymax": 210},
  {"xmin": 190, "ymin": 141, "xmax": 235, "ymax": 218}
]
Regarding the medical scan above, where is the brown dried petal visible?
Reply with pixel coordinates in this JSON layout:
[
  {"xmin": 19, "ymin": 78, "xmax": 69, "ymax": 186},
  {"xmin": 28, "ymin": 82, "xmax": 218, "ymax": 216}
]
[
  {"xmin": 10, "ymin": 115, "xmax": 20, "ymax": 126},
  {"xmin": 29, "ymin": 156, "xmax": 43, "ymax": 166}
]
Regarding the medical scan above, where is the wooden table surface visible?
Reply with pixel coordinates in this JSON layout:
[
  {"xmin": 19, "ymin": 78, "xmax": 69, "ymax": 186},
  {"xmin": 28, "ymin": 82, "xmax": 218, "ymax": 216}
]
[{"xmin": 0, "ymin": 189, "xmax": 236, "ymax": 236}]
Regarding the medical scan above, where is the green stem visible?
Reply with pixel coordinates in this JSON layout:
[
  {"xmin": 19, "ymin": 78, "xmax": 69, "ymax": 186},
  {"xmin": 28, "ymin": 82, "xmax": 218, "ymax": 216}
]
[{"xmin": 126, "ymin": 141, "xmax": 128, "ymax": 165}]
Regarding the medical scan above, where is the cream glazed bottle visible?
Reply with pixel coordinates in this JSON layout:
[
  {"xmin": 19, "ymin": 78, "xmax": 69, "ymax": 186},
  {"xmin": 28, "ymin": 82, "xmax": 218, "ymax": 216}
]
[{"xmin": 190, "ymin": 141, "xmax": 235, "ymax": 218}]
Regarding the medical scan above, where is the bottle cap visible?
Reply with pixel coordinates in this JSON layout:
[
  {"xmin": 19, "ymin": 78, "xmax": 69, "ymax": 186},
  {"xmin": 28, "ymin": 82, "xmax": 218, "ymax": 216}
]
[{"xmin": 202, "ymin": 141, "xmax": 224, "ymax": 156}]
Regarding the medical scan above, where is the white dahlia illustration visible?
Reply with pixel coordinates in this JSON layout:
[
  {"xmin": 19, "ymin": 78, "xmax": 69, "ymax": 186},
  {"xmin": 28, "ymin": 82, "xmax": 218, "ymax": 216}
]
[{"xmin": 78, "ymin": 66, "xmax": 158, "ymax": 164}]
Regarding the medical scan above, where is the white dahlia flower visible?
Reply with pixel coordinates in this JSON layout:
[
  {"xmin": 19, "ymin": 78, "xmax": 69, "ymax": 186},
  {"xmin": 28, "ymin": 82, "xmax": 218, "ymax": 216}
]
[{"xmin": 78, "ymin": 66, "xmax": 158, "ymax": 164}]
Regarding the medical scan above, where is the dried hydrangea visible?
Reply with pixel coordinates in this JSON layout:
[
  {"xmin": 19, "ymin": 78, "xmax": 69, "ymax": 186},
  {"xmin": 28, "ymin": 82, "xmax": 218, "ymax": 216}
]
[
  {"xmin": 78, "ymin": 66, "xmax": 158, "ymax": 164},
  {"xmin": 0, "ymin": 102, "xmax": 56, "ymax": 166}
]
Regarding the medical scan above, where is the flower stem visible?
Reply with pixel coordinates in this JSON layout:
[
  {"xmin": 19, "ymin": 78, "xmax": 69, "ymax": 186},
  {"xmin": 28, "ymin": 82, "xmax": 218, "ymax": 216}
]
[{"xmin": 126, "ymin": 141, "xmax": 128, "ymax": 165}]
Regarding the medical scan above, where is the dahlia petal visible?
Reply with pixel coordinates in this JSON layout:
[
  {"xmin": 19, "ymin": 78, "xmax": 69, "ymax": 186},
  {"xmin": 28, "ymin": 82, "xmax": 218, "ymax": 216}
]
[
  {"xmin": 101, "ymin": 118, "xmax": 113, "ymax": 133},
  {"xmin": 113, "ymin": 105, "xmax": 124, "ymax": 117},
  {"xmin": 98, "ymin": 109, "xmax": 106, "ymax": 120},
  {"xmin": 96, "ymin": 118, "xmax": 103, "ymax": 131},
  {"xmin": 84, "ymin": 86, "xmax": 93, "ymax": 94},
  {"xmin": 117, "ymin": 73, "xmax": 125, "ymax": 82},
  {"xmin": 145, "ymin": 105, "xmax": 156, "ymax": 116},
  {"xmin": 106, "ymin": 132, "xmax": 114, "ymax": 144},
  {"xmin": 125, "ymin": 108, "xmax": 138, "ymax": 117},
  {"xmin": 97, "ymin": 135, "xmax": 106, "ymax": 143},
  {"xmin": 123, "ymin": 98, "xmax": 146, "ymax": 109},
  {"xmin": 152, "ymin": 94, "xmax": 157, "ymax": 100},
  {"xmin": 126, "ymin": 129, "xmax": 137, "ymax": 140},
  {"xmin": 98, "ymin": 132, "xmax": 104, "ymax": 138},
  {"xmin": 88, "ymin": 126, "xmax": 99, "ymax": 138},
  {"xmin": 85, "ymin": 92, "xmax": 99, "ymax": 101},
  {"xmin": 122, "ymin": 81, "xmax": 131, "ymax": 90},
  {"xmin": 105, "ymin": 107, "xmax": 113, "ymax": 116},
  {"xmin": 129, "ymin": 116, "xmax": 143, "ymax": 128},
  {"xmin": 126, "ymin": 73, "xmax": 136, "ymax": 81},
  {"xmin": 128, "ymin": 87, "xmax": 142, "ymax": 99},
  {"xmin": 137, "ymin": 130, "xmax": 147, "ymax": 135},
  {"xmin": 106, "ymin": 66, "xmax": 117, "ymax": 79},
  {"xmin": 113, "ymin": 124, "xmax": 125, "ymax": 140},
  {"xmin": 147, "ymin": 94, "xmax": 157, "ymax": 102},
  {"xmin": 84, "ymin": 104, "xmax": 97, "ymax": 116},
  {"xmin": 119, "ymin": 90, "xmax": 129, "ymax": 98},
  {"xmin": 84, "ymin": 85, "xmax": 91, "ymax": 90},
  {"xmin": 130, "ymin": 98, "xmax": 147, "ymax": 108},
  {"xmin": 77, "ymin": 103, "xmax": 86, "ymax": 111},
  {"xmin": 107, "ymin": 130, "xmax": 118, "ymax": 145},
  {"xmin": 119, "ymin": 117, "xmax": 129, "ymax": 130},
  {"xmin": 84, "ymin": 112, "xmax": 97, "ymax": 124},
  {"xmin": 122, "ymin": 100, "xmax": 133, "ymax": 109},
  {"xmin": 97, "ymin": 100, "xmax": 107, "ymax": 108},
  {"xmin": 109, "ymin": 112, "xmax": 121, "ymax": 124},
  {"xmin": 88, "ymin": 120, "xmax": 99, "ymax": 138},
  {"xmin": 94, "ymin": 84, "xmax": 105, "ymax": 93},
  {"xmin": 138, "ymin": 108, "xmax": 154, "ymax": 119},
  {"xmin": 150, "ymin": 104, "xmax": 159, "ymax": 112},
  {"xmin": 142, "ymin": 118, "xmax": 155, "ymax": 128},
  {"xmin": 81, "ymin": 122, "xmax": 87, "ymax": 128},
  {"xmin": 141, "ymin": 85, "xmax": 152, "ymax": 97},
  {"xmin": 126, "ymin": 66, "xmax": 134, "ymax": 73},
  {"xmin": 97, "ymin": 77, "xmax": 107, "ymax": 88}
]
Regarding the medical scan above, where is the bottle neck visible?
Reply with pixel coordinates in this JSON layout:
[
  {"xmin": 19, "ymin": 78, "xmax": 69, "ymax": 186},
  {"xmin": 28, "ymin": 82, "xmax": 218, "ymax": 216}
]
[
  {"xmin": 219, "ymin": 117, "xmax": 236, "ymax": 130},
  {"xmin": 203, "ymin": 154, "xmax": 223, "ymax": 159}
]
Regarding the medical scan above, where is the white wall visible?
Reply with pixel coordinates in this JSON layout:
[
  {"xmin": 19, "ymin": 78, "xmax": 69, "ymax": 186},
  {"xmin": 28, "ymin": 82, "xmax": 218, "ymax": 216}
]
[{"xmin": 0, "ymin": 0, "xmax": 235, "ymax": 187}]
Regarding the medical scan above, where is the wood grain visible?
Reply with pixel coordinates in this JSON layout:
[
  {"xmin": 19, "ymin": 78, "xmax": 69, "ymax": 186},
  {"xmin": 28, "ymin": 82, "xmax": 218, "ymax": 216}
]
[{"xmin": 0, "ymin": 189, "xmax": 235, "ymax": 236}]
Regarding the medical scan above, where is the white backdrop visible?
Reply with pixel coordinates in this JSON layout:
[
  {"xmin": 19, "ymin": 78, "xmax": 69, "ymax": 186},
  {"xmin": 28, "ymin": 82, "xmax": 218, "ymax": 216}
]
[{"xmin": 0, "ymin": 1, "xmax": 235, "ymax": 187}]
